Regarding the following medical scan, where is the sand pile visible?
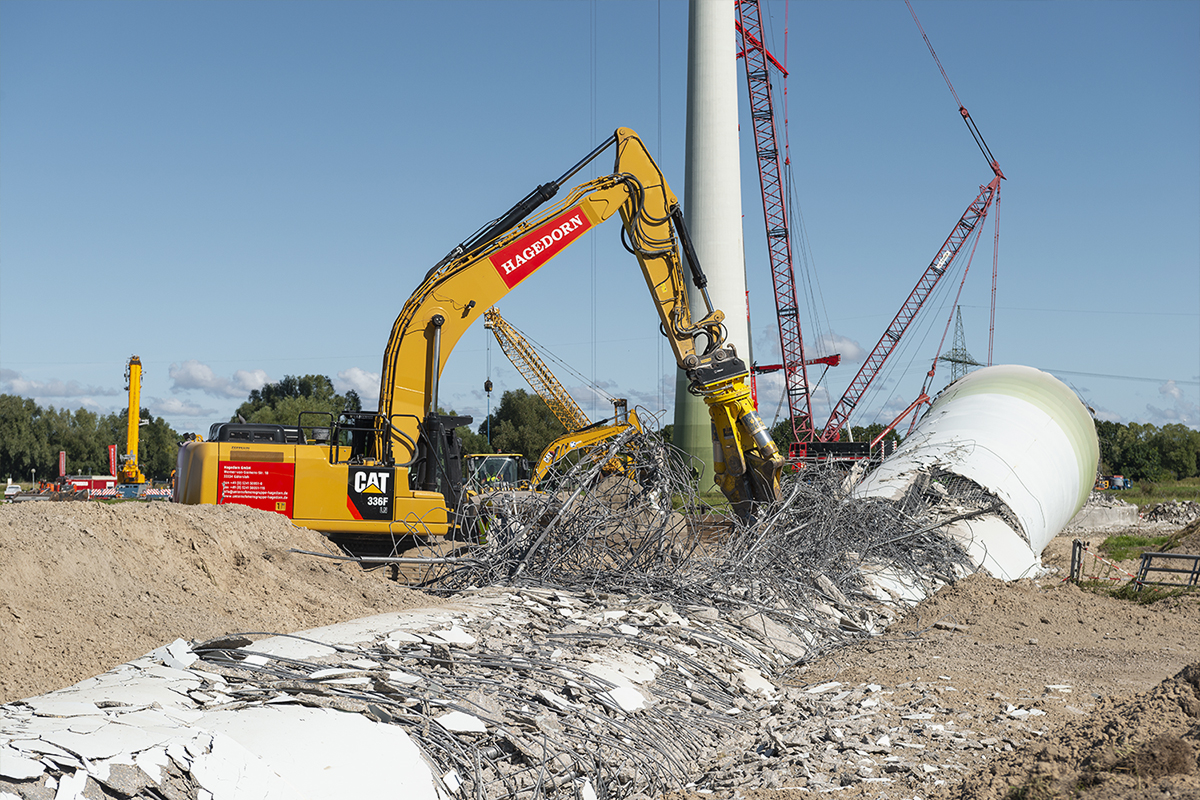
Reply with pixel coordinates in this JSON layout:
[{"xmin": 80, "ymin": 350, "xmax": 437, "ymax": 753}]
[{"xmin": 0, "ymin": 501, "xmax": 430, "ymax": 702}]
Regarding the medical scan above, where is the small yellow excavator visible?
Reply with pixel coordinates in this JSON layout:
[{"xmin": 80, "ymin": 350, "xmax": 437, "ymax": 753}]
[{"xmin": 175, "ymin": 128, "xmax": 783, "ymax": 543}]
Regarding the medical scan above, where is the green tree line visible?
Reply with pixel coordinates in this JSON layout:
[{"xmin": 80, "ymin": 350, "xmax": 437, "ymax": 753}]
[
  {"xmin": 769, "ymin": 418, "xmax": 902, "ymax": 455},
  {"xmin": 1096, "ymin": 420, "xmax": 1200, "ymax": 481},
  {"xmin": 0, "ymin": 374, "xmax": 363, "ymax": 484},
  {"xmin": 0, "ymin": 395, "xmax": 179, "ymax": 482},
  {"xmin": 459, "ymin": 389, "xmax": 567, "ymax": 459}
]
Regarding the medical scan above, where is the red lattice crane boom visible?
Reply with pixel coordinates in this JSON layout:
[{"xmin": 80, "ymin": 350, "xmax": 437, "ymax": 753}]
[
  {"xmin": 818, "ymin": 2, "xmax": 1005, "ymax": 442},
  {"xmin": 821, "ymin": 176, "xmax": 1000, "ymax": 440}
]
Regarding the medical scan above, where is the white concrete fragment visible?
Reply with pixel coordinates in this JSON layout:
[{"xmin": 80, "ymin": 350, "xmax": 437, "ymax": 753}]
[
  {"xmin": 162, "ymin": 639, "xmax": 199, "ymax": 669},
  {"xmin": 200, "ymin": 706, "xmax": 443, "ymax": 798},
  {"xmin": 387, "ymin": 669, "xmax": 421, "ymax": 685},
  {"xmin": 582, "ymin": 651, "xmax": 659, "ymax": 687},
  {"xmin": 805, "ymin": 682, "xmax": 842, "ymax": 694},
  {"xmin": 39, "ymin": 721, "xmax": 176, "ymax": 761},
  {"xmin": 134, "ymin": 747, "xmax": 171, "ymax": 783},
  {"xmin": 189, "ymin": 731, "xmax": 298, "ymax": 800},
  {"xmin": 0, "ymin": 746, "xmax": 45, "ymax": 779},
  {"xmin": 430, "ymin": 625, "xmax": 476, "ymax": 647},
  {"xmin": 54, "ymin": 768, "xmax": 87, "ymax": 800},
  {"xmin": 598, "ymin": 686, "xmax": 648, "ymax": 713},
  {"xmin": 23, "ymin": 700, "xmax": 102, "ymax": 718},
  {"xmin": 727, "ymin": 660, "xmax": 776, "ymax": 697},
  {"xmin": 435, "ymin": 711, "xmax": 487, "ymax": 734},
  {"xmin": 442, "ymin": 769, "xmax": 461, "ymax": 793},
  {"xmin": 308, "ymin": 668, "xmax": 359, "ymax": 680},
  {"xmin": 321, "ymin": 677, "xmax": 371, "ymax": 687},
  {"xmin": 538, "ymin": 689, "xmax": 581, "ymax": 712}
]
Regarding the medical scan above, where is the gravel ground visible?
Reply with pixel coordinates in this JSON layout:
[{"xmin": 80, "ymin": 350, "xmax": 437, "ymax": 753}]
[{"xmin": 1, "ymin": 501, "xmax": 1197, "ymax": 798}]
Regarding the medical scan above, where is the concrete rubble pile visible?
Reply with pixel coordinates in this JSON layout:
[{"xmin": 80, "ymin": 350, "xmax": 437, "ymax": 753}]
[
  {"xmin": 441, "ymin": 428, "xmax": 975, "ymax": 623},
  {"xmin": 0, "ymin": 427, "xmax": 1062, "ymax": 799},
  {"xmin": 1144, "ymin": 500, "xmax": 1200, "ymax": 526},
  {"xmin": 0, "ymin": 608, "xmax": 1070, "ymax": 799}
]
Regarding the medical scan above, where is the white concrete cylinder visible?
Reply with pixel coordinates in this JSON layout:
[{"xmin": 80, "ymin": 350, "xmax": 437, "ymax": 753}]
[{"xmin": 855, "ymin": 365, "xmax": 1100, "ymax": 581}]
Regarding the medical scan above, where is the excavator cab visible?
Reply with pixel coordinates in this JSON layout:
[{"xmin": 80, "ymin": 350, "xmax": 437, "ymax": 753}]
[{"xmin": 465, "ymin": 453, "xmax": 531, "ymax": 492}]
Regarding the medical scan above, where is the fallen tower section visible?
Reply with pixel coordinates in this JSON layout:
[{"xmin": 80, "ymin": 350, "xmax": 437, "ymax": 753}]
[{"xmin": 854, "ymin": 364, "xmax": 1099, "ymax": 598}]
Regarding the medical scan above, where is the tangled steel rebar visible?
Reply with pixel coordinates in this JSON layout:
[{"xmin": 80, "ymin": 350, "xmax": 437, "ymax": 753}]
[{"xmin": 296, "ymin": 425, "xmax": 998, "ymax": 797}]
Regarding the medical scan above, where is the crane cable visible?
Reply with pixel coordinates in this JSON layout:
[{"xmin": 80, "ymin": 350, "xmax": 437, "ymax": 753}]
[{"xmin": 904, "ymin": 0, "xmax": 1003, "ymax": 179}]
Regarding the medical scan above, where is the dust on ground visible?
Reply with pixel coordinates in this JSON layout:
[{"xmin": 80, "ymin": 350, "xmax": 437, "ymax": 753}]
[
  {"xmin": 2, "ymin": 500, "xmax": 1199, "ymax": 798},
  {"xmin": 0, "ymin": 500, "xmax": 432, "ymax": 703}
]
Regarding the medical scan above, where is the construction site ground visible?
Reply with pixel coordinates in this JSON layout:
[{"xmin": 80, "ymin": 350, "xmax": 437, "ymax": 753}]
[{"xmin": 2, "ymin": 500, "xmax": 1198, "ymax": 798}]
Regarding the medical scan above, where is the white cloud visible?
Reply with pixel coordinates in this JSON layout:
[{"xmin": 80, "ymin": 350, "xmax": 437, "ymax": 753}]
[
  {"xmin": 815, "ymin": 333, "xmax": 867, "ymax": 365},
  {"xmin": 169, "ymin": 360, "xmax": 267, "ymax": 399},
  {"xmin": 233, "ymin": 369, "xmax": 269, "ymax": 394},
  {"xmin": 1144, "ymin": 380, "xmax": 1198, "ymax": 428},
  {"xmin": 150, "ymin": 397, "xmax": 218, "ymax": 417},
  {"xmin": 0, "ymin": 369, "xmax": 119, "ymax": 398},
  {"xmin": 336, "ymin": 367, "xmax": 380, "ymax": 408}
]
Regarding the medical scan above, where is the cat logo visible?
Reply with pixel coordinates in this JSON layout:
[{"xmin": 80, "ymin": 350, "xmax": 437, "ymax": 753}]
[
  {"xmin": 353, "ymin": 471, "xmax": 389, "ymax": 494},
  {"xmin": 347, "ymin": 466, "xmax": 394, "ymax": 521}
]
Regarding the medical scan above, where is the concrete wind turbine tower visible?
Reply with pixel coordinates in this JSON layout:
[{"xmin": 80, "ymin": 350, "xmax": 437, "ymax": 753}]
[{"xmin": 673, "ymin": 0, "xmax": 752, "ymax": 490}]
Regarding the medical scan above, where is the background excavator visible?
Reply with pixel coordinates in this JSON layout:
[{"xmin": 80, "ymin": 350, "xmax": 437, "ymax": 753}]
[
  {"xmin": 175, "ymin": 128, "xmax": 783, "ymax": 546},
  {"xmin": 476, "ymin": 307, "xmax": 644, "ymax": 490}
]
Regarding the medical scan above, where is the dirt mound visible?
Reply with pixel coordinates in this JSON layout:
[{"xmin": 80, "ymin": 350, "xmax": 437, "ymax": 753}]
[
  {"xmin": 3, "ymin": 501, "xmax": 1199, "ymax": 797},
  {"xmin": 0, "ymin": 501, "xmax": 432, "ymax": 702},
  {"xmin": 938, "ymin": 662, "xmax": 1200, "ymax": 799}
]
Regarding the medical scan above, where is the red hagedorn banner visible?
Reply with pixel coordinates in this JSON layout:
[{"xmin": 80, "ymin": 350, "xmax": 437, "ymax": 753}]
[{"xmin": 490, "ymin": 206, "xmax": 592, "ymax": 289}]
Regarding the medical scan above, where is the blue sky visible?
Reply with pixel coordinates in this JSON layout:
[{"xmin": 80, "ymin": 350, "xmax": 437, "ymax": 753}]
[{"xmin": 2, "ymin": 0, "xmax": 1197, "ymax": 440}]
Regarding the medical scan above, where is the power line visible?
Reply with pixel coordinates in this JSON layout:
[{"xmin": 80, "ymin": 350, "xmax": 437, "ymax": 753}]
[
  {"xmin": 1040, "ymin": 368, "xmax": 1199, "ymax": 386},
  {"xmin": 962, "ymin": 304, "xmax": 1199, "ymax": 318}
]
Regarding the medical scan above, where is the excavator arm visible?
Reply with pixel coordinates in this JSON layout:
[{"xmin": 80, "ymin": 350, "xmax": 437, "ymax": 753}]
[{"xmin": 377, "ymin": 128, "xmax": 782, "ymax": 516}]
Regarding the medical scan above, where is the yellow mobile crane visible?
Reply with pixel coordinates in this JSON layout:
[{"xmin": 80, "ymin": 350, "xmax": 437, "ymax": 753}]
[
  {"xmin": 480, "ymin": 307, "xmax": 643, "ymax": 487},
  {"xmin": 118, "ymin": 356, "xmax": 147, "ymax": 489},
  {"xmin": 175, "ymin": 128, "xmax": 783, "ymax": 543}
]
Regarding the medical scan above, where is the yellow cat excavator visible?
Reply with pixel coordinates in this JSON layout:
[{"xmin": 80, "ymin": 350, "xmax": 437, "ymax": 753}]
[{"xmin": 175, "ymin": 128, "xmax": 783, "ymax": 543}]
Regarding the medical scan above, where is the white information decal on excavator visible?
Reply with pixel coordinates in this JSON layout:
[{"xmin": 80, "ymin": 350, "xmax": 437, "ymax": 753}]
[
  {"xmin": 492, "ymin": 206, "xmax": 592, "ymax": 288},
  {"xmin": 347, "ymin": 466, "xmax": 394, "ymax": 521}
]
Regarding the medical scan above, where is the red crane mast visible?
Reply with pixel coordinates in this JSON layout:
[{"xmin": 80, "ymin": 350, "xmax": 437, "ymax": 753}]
[{"xmin": 735, "ymin": 0, "xmax": 817, "ymax": 455}]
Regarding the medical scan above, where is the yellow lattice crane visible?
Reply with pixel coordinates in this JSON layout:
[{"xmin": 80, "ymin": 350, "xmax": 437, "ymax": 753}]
[{"xmin": 483, "ymin": 309, "xmax": 591, "ymax": 432}]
